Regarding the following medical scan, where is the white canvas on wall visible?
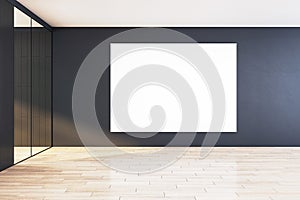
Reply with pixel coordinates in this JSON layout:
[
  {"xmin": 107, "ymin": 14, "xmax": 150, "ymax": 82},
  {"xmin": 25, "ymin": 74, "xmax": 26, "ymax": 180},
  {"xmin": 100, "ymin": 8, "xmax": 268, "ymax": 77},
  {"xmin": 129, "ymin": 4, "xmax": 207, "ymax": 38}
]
[{"xmin": 110, "ymin": 43, "xmax": 237, "ymax": 132}]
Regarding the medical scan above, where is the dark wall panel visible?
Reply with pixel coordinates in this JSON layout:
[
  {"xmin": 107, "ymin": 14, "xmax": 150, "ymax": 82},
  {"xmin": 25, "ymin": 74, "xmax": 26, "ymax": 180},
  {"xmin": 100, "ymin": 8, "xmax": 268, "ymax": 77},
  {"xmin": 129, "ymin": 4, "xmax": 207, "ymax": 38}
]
[
  {"xmin": 53, "ymin": 28, "xmax": 300, "ymax": 146},
  {"xmin": 14, "ymin": 27, "xmax": 52, "ymax": 149},
  {"xmin": 0, "ymin": 0, "xmax": 14, "ymax": 170},
  {"xmin": 31, "ymin": 27, "xmax": 52, "ymax": 150},
  {"xmin": 14, "ymin": 29, "xmax": 31, "ymax": 149}
]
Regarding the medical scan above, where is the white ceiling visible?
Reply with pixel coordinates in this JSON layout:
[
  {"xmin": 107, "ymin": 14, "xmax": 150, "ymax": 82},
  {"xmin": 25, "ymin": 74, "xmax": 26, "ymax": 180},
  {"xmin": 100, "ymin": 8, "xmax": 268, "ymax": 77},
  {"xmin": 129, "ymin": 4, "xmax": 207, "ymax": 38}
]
[{"xmin": 18, "ymin": 0, "xmax": 300, "ymax": 27}]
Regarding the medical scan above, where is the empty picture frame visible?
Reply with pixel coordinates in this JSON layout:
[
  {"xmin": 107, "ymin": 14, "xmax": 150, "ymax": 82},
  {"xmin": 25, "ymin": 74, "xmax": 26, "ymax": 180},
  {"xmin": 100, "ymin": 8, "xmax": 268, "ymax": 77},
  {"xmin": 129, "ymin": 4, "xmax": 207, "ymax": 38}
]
[{"xmin": 110, "ymin": 43, "xmax": 237, "ymax": 132}]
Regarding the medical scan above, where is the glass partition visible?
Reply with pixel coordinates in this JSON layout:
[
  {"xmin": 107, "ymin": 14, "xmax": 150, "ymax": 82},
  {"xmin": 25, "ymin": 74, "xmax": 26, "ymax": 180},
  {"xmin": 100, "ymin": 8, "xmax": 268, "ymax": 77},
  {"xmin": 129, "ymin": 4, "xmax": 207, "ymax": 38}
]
[
  {"xmin": 14, "ymin": 8, "xmax": 52, "ymax": 163},
  {"xmin": 14, "ymin": 7, "xmax": 32, "ymax": 163},
  {"xmin": 31, "ymin": 19, "xmax": 52, "ymax": 155}
]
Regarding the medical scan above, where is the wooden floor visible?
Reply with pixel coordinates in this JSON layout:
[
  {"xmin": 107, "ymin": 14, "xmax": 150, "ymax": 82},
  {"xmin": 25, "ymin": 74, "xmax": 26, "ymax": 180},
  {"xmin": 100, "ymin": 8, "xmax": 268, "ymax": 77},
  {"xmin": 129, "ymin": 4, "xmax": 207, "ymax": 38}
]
[{"xmin": 0, "ymin": 147, "xmax": 300, "ymax": 200}]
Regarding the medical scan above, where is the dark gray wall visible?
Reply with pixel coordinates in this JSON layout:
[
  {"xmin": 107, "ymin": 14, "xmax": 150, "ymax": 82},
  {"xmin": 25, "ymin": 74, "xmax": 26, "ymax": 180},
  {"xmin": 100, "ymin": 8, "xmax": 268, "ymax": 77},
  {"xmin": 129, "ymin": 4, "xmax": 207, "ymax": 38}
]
[
  {"xmin": 53, "ymin": 28, "xmax": 300, "ymax": 146},
  {"xmin": 0, "ymin": 0, "xmax": 14, "ymax": 170}
]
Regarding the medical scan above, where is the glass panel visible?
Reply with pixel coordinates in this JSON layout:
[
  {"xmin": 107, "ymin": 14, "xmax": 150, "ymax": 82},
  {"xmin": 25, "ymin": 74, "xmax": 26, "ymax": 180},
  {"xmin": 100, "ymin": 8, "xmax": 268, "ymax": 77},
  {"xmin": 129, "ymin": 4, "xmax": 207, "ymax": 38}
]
[
  {"xmin": 14, "ymin": 7, "xmax": 32, "ymax": 163},
  {"xmin": 31, "ymin": 19, "xmax": 52, "ymax": 155}
]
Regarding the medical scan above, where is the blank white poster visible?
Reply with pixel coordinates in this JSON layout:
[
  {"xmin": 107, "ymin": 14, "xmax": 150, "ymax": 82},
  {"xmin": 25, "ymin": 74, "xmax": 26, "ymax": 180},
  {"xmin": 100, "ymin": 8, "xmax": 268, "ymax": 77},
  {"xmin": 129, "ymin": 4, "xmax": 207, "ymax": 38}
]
[{"xmin": 110, "ymin": 43, "xmax": 237, "ymax": 132}]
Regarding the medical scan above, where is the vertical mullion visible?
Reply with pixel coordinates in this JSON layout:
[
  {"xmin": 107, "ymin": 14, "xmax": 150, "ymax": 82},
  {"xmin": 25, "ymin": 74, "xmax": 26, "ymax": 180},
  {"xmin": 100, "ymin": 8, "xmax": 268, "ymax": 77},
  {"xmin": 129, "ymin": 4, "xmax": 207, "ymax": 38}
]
[
  {"xmin": 44, "ymin": 31, "xmax": 47, "ymax": 146},
  {"xmin": 50, "ymin": 31, "xmax": 53, "ymax": 147},
  {"xmin": 20, "ymin": 33, "xmax": 22, "ymax": 147},
  {"xmin": 30, "ymin": 18, "xmax": 32, "ymax": 156}
]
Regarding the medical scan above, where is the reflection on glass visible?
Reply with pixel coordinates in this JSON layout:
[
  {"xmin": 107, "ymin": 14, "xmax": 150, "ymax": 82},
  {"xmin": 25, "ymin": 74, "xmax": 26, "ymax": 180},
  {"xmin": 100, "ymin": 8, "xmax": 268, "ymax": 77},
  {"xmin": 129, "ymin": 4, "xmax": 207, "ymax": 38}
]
[
  {"xmin": 31, "ymin": 19, "xmax": 52, "ymax": 155},
  {"xmin": 14, "ymin": 8, "xmax": 52, "ymax": 163},
  {"xmin": 14, "ymin": 7, "xmax": 32, "ymax": 163}
]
